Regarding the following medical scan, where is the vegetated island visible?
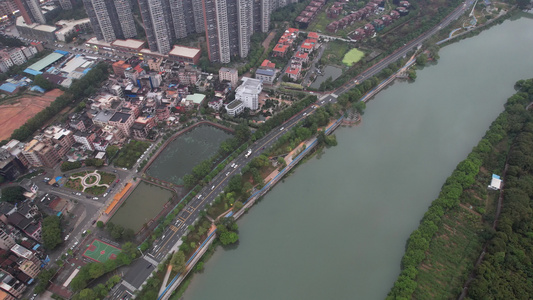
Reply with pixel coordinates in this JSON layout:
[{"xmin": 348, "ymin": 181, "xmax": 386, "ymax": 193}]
[{"xmin": 387, "ymin": 78, "xmax": 533, "ymax": 299}]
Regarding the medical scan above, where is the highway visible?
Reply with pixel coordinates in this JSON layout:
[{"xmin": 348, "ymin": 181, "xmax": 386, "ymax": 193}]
[{"xmin": 115, "ymin": 2, "xmax": 473, "ymax": 297}]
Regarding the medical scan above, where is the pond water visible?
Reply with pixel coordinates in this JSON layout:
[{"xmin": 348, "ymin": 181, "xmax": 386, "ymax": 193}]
[
  {"xmin": 108, "ymin": 181, "xmax": 172, "ymax": 232},
  {"xmin": 146, "ymin": 125, "xmax": 233, "ymax": 185},
  {"xmin": 310, "ymin": 65, "xmax": 344, "ymax": 89}
]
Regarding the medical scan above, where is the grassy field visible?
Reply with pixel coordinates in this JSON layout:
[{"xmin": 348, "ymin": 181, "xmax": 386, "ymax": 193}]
[
  {"xmin": 320, "ymin": 40, "xmax": 351, "ymax": 66},
  {"xmin": 342, "ymin": 48, "xmax": 365, "ymax": 66}
]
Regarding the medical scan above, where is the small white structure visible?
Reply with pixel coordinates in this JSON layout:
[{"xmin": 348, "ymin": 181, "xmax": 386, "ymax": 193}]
[{"xmin": 488, "ymin": 174, "xmax": 502, "ymax": 190}]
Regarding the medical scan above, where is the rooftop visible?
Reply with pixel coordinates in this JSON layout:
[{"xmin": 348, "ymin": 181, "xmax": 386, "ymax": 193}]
[
  {"xmin": 111, "ymin": 39, "xmax": 146, "ymax": 50},
  {"xmin": 227, "ymin": 99, "xmax": 243, "ymax": 109},
  {"xmin": 256, "ymin": 69, "xmax": 275, "ymax": 76},
  {"xmin": 185, "ymin": 93, "xmax": 206, "ymax": 104},
  {"xmin": 109, "ymin": 111, "xmax": 131, "ymax": 123},
  {"xmin": 169, "ymin": 45, "xmax": 201, "ymax": 58},
  {"xmin": 26, "ymin": 52, "xmax": 66, "ymax": 72}
]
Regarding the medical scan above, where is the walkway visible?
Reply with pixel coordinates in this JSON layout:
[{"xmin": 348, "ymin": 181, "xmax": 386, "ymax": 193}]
[{"xmin": 69, "ymin": 170, "xmax": 109, "ymax": 192}]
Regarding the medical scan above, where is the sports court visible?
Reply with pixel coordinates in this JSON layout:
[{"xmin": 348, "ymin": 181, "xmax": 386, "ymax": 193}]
[{"xmin": 82, "ymin": 239, "xmax": 121, "ymax": 263}]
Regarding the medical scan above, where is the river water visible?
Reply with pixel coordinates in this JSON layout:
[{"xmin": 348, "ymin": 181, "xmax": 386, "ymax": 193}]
[{"xmin": 183, "ymin": 16, "xmax": 533, "ymax": 300}]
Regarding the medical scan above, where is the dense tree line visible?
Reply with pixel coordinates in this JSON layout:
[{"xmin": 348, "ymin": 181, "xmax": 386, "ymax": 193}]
[
  {"xmin": 34, "ymin": 267, "xmax": 57, "ymax": 294},
  {"xmin": 467, "ymin": 79, "xmax": 533, "ymax": 299},
  {"xmin": 60, "ymin": 161, "xmax": 82, "ymax": 172},
  {"xmin": 387, "ymin": 78, "xmax": 533, "ymax": 299},
  {"xmin": 5, "ymin": 62, "xmax": 109, "ymax": 143}
]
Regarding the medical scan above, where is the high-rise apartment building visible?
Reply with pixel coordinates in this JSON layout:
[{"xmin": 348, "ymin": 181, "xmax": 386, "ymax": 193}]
[
  {"xmin": 13, "ymin": 0, "xmax": 45, "ymax": 25},
  {"xmin": 82, "ymin": 0, "xmax": 136, "ymax": 43},
  {"xmin": 58, "ymin": 0, "xmax": 72, "ymax": 10},
  {"xmin": 138, "ymin": 0, "xmax": 294, "ymax": 62},
  {"xmin": 138, "ymin": 0, "xmax": 204, "ymax": 54},
  {"xmin": 0, "ymin": 0, "xmax": 18, "ymax": 18}
]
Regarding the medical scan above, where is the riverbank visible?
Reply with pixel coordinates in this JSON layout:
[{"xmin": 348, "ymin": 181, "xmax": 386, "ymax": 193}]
[{"xmin": 387, "ymin": 79, "xmax": 533, "ymax": 299}]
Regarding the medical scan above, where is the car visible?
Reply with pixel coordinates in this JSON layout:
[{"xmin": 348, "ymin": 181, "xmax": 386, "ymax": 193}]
[
  {"xmin": 231, "ymin": 163, "xmax": 235, "ymax": 168},
  {"xmin": 226, "ymin": 172, "xmax": 230, "ymax": 176},
  {"xmin": 198, "ymin": 195, "xmax": 202, "ymax": 199},
  {"xmin": 64, "ymin": 234, "xmax": 70, "ymax": 241},
  {"xmin": 43, "ymin": 177, "xmax": 50, "ymax": 182},
  {"xmin": 211, "ymin": 185, "xmax": 215, "ymax": 190},
  {"xmin": 146, "ymin": 264, "xmax": 151, "ymax": 269},
  {"xmin": 53, "ymin": 183, "xmax": 59, "ymax": 187},
  {"xmin": 233, "ymin": 164, "xmax": 238, "ymax": 169},
  {"xmin": 92, "ymin": 197, "xmax": 99, "ymax": 200},
  {"xmin": 103, "ymin": 193, "xmax": 108, "ymax": 197},
  {"xmin": 303, "ymin": 113, "xmax": 307, "ymax": 116},
  {"xmin": 112, "ymin": 170, "xmax": 117, "ymax": 173},
  {"xmin": 72, "ymin": 192, "xmax": 77, "ymax": 195},
  {"xmin": 116, "ymin": 179, "xmax": 120, "ymax": 183},
  {"xmin": 280, "ymin": 127, "xmax": 284, "ymax": 131},
  {"xmin": 76, "ymin": 192, "xmax": 81, "ymax": 196}
]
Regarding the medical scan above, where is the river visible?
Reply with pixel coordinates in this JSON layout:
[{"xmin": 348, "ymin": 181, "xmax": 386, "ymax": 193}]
[{"xmin": 182, "ymin": 16, "xmax": 533, "ymax": 300}]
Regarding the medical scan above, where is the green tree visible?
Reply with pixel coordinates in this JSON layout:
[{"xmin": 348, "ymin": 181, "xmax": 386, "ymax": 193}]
[
  {"xmin": 170, "ymin": 251, "xmax": 186, "ymax": 273},
  {"xmin": 42, "ymin": 216, "xmax": 62, "ymax": 250},
  {"xmin": 0, "ymin": 186, "xmax": 25, "ymax": 203},
  {"xmin": 219, "ymin": 231, "xmax": 239, "ymax": 245}
]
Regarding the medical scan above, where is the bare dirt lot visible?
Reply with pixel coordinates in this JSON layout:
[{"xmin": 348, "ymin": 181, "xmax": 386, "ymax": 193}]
[{"xmin": 0, "ymin": 89, "xmax": 63, "ymax": 140}]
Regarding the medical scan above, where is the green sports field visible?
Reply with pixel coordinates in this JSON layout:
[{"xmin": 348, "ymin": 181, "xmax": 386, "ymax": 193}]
[
  {"xmin": 342, "ymin": 48, "xmax": 365, "ymax": 66},
  {"xmin": 83, "ymin": 239, "xmax": 121, "ymax": 263}
]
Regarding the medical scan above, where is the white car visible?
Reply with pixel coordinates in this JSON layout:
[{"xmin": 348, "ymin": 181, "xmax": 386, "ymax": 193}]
[
  {"xmin": 233, "ymin": 164, "xmax": 238, "ymax": 169},
  {"xmin": 64, "ymin": 234, "xmax": 70, "ymax": 241},
  {"xmin": 226, "ymin": 172, "xmax": 230, "ymax": 176}
]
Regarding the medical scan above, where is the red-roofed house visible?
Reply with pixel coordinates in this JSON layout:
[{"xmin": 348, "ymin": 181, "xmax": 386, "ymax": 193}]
[
  {"xmin": 261, "ymin": 59, "xmax": 276, "ymax": 69},
  {"xmin": 285, "ymin": 66, "xmax": 301, "ymax": 81},
  {"xmin": 300, "ymin": 38, "xmax": 318, "ymax": 53},
  {"xmin": 293, "ymin": 52, "xmax": 309, "ymax": 64},
  {"xmin": 273, "ymin": 44, "xmax": 289, "ymax": 57},
  {"xmin": 308, "ymin": 32, "xmax": 319, "ymax": 39}
]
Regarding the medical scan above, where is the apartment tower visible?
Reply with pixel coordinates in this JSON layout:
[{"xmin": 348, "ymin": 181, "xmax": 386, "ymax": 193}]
[
  {"xmin": 13, "ymin": 0, "xmax": 45, "ymax": 25},
  {"xmin": 82, "ymin": 0, "xmax": 136, "ymax": 42}
]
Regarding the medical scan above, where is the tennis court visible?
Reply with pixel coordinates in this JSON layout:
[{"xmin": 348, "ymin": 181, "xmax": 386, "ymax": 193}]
[{"xmin": 82, "ymin": 239, "xmax": 121, "ymax": 263}]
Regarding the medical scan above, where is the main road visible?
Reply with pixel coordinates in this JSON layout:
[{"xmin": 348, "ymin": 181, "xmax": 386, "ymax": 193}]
[{"xmin": 115, "ymin": 2, "xmax": 473, "ymax": 298}]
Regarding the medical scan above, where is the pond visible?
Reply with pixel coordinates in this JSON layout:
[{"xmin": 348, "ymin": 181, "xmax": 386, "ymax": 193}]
[
  {"xmin": 108, "ymin": 181, "xmax": 172, "ymax": 232},
  {"xmin": 146, "ymin": 124, "xmax": 233, "ymax": 185},
  {"xmin": 310, "ymin": 65, "xmax": 344, "ymax": 89}
]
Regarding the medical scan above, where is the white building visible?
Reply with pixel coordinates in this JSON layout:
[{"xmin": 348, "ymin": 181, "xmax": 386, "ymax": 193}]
[
  {"xmin": 235, "ymin": 77, "xmax": 262, "ymax": 110},
  {"xmin": 8, "ymin": 48, "xmax": 27, "ymax": 65},
  {"xmin": 225, "ymin": 99, "xmax": 244, "ymax": 117}
]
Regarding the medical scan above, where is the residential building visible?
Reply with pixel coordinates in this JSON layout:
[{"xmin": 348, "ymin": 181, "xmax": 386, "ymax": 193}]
[
  {"xmin": 55, "ymin": 18, "xmax": 92, "ymax": 42},
  {"xmin": 82, "ymin": 0, "xmax": 136, "ymax": 42},
  {"xmin": 0, "ymin": 148, "xmax": 25, "ymax": 182},
  {"xmin": 0, "ymin": 269, "xmax": 25, "ymax": 298},
  {"xmin": 235, "ymin": 77, "xmax": 262, "ymax": 110},
  {"xmin": 73, "ymin": 131, "xmax": 95, "ymax": 151},
  {"xmin": 225, "ymin": 99, "xmax": 244, "ymax": 116},
  {"xmin": 14, "ymin": 0, "xmax": 45, "ymax": 25},
  {"xmin": 219, "ymin": 67, "xmax": 238, "ymax": 87},
  {"xmin": 58, "ymin": 0, "xmax": 72, "ymax": 10},
  {"xmin": 208, "ymin": 98, "xmax": 223, "ymax": 111},
  {"xmin": 19, "ymin": 179, "xmax": 38, "ymax": 195},
  {"xmin": 255, "ymin": 68, "xmax": 276, "ymax": 84},
  {"xmin": 0, "ymin": 290, "xmax": 15, "ymax": 300},
  {"xmin": 0, "ymin": 231, "xmax": 15, "ymax": 251},
  {"xmin": 108, "ymin": 111, "xmax": 134, "ymax": 137},
  {"xmin": 0, "ymin": 0, "xmax": 17, "ymax": 18}
]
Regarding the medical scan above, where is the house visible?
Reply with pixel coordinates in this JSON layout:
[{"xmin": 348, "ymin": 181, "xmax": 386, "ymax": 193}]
[
  {"xmin": 293, "ymin": 52, "xmax": 309, "ymax": 64},
  {"xmin": 273, "ymin": 44, "xmax": 289, "ymax": 57},
  {"xmin": 261, "ymin": 60, "xmax": 276, "ymax": 69},
  {"xmin": 285, "ymin": 66, "xmax": 301, "ymax": 81},
  {"xmin": 396, "ymin": 6, "xmax": 409, "ymax": 16},
  {"xmin": 255, "ymin": 68, "xmax": 276, "ymax": 85},
  {"xmin": 208, "ymin": 98, "xmax": 224, "ymax": 111},
  {"xmin": 351, "ymin": 28, "xmax": 367, "ymax": 41},
  {"xmin": 364, "ymin": 23, "xmax": 375, "ymax": 35},
  {"xmin": 326, "ymin": 22, "xmax": 338, "ymax": 33},
  {"xmin": 300, "ymin": 38, "xmax": 318, "ymax": 53},
  {"xmin": 183, "ymin": 93, "xmax": 206, "ymax": 108},
  {"xmin": 390, "ymin": 10, "xmax": 400, "ymax": 19}
]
